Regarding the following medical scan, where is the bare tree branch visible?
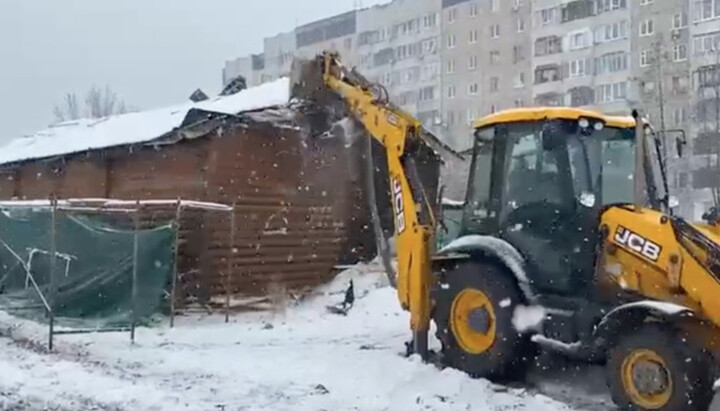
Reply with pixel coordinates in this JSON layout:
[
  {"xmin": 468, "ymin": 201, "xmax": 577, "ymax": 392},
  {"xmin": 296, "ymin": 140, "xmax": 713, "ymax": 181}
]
[{"xmin": 53, "ymin": 85, "xmax": 129, "ymax": 123}]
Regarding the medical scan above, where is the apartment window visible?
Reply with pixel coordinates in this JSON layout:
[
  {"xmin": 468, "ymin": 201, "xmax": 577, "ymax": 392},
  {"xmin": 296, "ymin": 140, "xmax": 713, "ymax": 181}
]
[
  {"xmin": 469, "ymin": 55, "xmax": 478, "ymax": 70},
  {"xmin": 490, "ymin": 77, "xmax": 499, "ymax": 92},
  {"xmin": 470, "ymin": 2, "xmax": 478, "ymax": 17},
  {"xmin": 640, "ymin": 0, "xmax": 653, "ymax": 4},
  {"xmin": 448, "ymin": 8, "xmax": 457, "ymax": 23},
  {"xmin": 595, "ymin": 81, "xmax": 627, "ymax": 103},
  {"xmin": 640, "ymin": 50, "xmax": 654, "ymax": 67},
  {"xmin": 447, "ymin": 59, "xmax": 456, "ymax": 74},
  {"xmin": 570, "ymin": 31, "xmax": 590, "ymax": 49},
  {"xmin": 423, "ymin": 38, "xmax": 437, "ymax": 54},
  {"xmin": 513, "ymin": 72, "xmax": 526, "ymax": 88},
  {"xmin": 539, "ymin": 8, "xmax": 558, "ymax": 25},
  {"xmin": 447, "ymin": 34, "xmax": 456, "ymax": 49},
  {"xmin": 447, "ymin": 111, "xmax": 456, "ymax": 127},
  {"xmin": 514, "ymin": 99, "xmax": 524, "ymax": 107},
  {"xmin": 491, "ymin": 0, "xmax": 499, "ymax": 12},
  {"xmin": 424, "ymin": 13, "xmax": 438, "ymax": 28},
  {"xmin": 595, "ymin": 20, "xmax": 628, "ymax": 43},
  {"xmin": 674, "ymin": 44, "xmax": 688, "ymax": 61},
  {"xmin": 693, "ymin": 32, "xmax": 720, "ymax": 55},
  {"xmin": 513, "ymin": 45, "xmax": 523, "ymax": 63},
  {"xmin": 419, "ymin": 86, "xmax": 435, "ymax": 101},
  {"xmin": 535, "ymin": 36, "xmax": 562, "ymax": 56},
  {"xmin": 489, "ymin": 104, "xmax": 497, "ymax": 114},
  {"xmin": 517, "ymin": 17, "xmax": 525, "ymax": 32},
  {"xmin": 490, "ymin": 24, "xmax": 500, "ymax": 39},
  {"xmin": 672, "ymin": 12, "xmax": 688, "ymax": 29},
  {"xmin": 694, "ymin": 0, "xmax": 720, "ymax": 22},
  {"xmin": 595, "ymin": 52, "xmax": 628, "ymax": 74},
  {"xmin": 569, "ymin": 58, "xmax": 590, "ymax": 77},
  {"xmin": 673, "ymin": 107, "xmax": 688, "ymax": 125},
  {"xmin": 469, "ymin": 29, "xmax": 478, "ymax": 44},
  {"xmin": 672, "ymin": 75, "xmax": 689, "ymax": 93},
  {"xmin": 534, "ymin": 65, "xmax": 561, "ymax": 84},
  {"xmin": 468, "ymin": 83, "xmax": 479, "ymax": 95},
  {"xmin": 448, "ymin": 85, "xmax": 456, "ymax": 99},
  {"xmin": 595, "ymin": 0, "xmax": 627, "ymax": 13},
  {"xmin": 490, "ymin": 50, "xmax": 500, "ymax": 64},
  {"xmin": 640, "ymin": 19, "xmax": 654, "ymax": 36}
]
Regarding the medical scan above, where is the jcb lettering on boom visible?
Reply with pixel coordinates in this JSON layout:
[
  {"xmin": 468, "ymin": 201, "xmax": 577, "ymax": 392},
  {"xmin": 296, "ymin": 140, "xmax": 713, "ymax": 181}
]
[
  {"xmin": 393, "ymin": 178, "xmax": 406, "ymax": 234},
  {"xmin": 614, "ymin": 225, "xmax": 661, "ymax": 261}
]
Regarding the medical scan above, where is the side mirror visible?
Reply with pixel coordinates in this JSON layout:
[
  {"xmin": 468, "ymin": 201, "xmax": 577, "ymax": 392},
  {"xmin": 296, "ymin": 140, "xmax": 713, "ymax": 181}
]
[{"xmin": 676, "ymin": 136, "xmax": 685, "ymax": 158}]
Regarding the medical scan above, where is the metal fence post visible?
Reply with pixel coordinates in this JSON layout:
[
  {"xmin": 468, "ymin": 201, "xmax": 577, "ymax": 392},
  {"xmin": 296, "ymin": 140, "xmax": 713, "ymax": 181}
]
[
  {"xmin": 225, "ymin": 204, "xmax": 235, "ymax": 323},
  {"xmin": 48, "ymin": 196, "xmax": 57, "ymax": 351},
  {"xmin": 130, "ymin": 202, "xmax": 140, "ymax": 344},
  {"xmin": 170, "ymin": 199, "xmax": 182, "ymax": 328}
]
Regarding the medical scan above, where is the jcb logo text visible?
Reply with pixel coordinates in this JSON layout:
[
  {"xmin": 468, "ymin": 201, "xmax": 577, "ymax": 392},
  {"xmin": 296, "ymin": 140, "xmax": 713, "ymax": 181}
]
[
  {"xmin": 393, "ymin": 178, "xmax": 406, "ymax": 234},
  {"xmin": 614, "ymin": 226, "xmax": 661, "ymax": 262}
]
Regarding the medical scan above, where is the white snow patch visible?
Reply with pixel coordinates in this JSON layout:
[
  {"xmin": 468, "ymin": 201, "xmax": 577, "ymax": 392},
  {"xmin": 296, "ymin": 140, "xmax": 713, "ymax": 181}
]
[
  {"xmin": 579, "ymin": 192, "xmax": 596, "ymax": 208},
  {"xmin": 441, "ymin": 198, "xmax": 464, "ymax": 207},
  {"xmin": 499, "ymin": 298, "xmax": 512, "ymax": 308},
  {"xmin": 531, "ymin": 335, "xmax": 582, "ymax": 353},
  {"xmin": 0, "ymin": 262, "xmax": 579, "ymax": 411},
  {"xmin": 605, "ymin": 300, "xmax": 691, "ymax": 317},
  {"xmin": 605, "ymin": 262, "xmax": 623, "ymax": 276},
  {"xmin": 513, "ymin": 305, "xmax": 547, "ymax": 332},
  {"xmin": 0, "ymin": 77, "xmax": 290, "ymax": 166}
]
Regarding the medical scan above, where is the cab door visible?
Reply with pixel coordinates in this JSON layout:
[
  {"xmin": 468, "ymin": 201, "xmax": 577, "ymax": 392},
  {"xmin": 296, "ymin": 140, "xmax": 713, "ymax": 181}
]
[{"xmin": 494, "ymin": 122, "xmax": 597, "ymax": 296}]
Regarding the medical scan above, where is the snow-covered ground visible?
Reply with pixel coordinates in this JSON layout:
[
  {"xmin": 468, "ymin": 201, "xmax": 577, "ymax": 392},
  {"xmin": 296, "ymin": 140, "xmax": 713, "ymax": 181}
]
[{"xmin": 0, "ymin": 263, "xmax": 608, "ymax": 411}]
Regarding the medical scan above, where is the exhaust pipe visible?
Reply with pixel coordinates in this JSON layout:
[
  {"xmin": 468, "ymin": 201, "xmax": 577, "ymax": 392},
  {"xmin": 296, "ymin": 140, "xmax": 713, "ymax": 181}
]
[{"xmin": 632, "ymin": 109, "xmax": 646, "ymax": 213}]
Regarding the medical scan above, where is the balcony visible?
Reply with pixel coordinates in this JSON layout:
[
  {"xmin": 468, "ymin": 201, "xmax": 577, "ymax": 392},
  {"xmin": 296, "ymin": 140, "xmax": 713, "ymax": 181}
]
[{"xmin": 534, "ymin": 64, "xmax": 561, "ymax": 85}]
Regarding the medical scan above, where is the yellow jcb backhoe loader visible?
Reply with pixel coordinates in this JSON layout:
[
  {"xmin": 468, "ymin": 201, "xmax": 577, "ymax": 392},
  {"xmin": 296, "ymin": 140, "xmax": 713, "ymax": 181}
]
[{"xmin": 291, "ymin": 51, "xmax": 720, "ymax": 411}]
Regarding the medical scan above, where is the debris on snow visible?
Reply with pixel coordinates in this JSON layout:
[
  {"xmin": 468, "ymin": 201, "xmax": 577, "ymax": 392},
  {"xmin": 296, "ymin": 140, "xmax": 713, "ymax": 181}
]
[
  {"xmin": 0, "ymin": 262, "xmax": 581, "ymax": 411},
  {"xmin": 513, "ymin": 304, "xmax": 547, "ymax": 332},
  {"xmin": 531, "ymin": 335, "xmax": 582, "ymax": 353}
]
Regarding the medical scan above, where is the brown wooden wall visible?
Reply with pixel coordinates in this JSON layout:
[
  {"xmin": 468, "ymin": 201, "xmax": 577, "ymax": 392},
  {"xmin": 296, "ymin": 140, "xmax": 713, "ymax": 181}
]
[{"xmin": 0, "ymin": 121, "xmax": 378, "ymax": 308}]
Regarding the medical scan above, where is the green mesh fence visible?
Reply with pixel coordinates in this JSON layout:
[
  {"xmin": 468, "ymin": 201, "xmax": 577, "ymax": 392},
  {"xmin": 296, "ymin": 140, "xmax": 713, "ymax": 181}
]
[{"xmin": 0, "ymin": 206, "xmax": 175, "ymax": 329}]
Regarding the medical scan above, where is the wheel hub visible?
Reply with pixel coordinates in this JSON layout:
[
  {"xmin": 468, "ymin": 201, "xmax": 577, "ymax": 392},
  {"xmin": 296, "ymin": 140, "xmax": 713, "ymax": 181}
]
[
  {"xmin": 450, "ymin": 288, "xmax": 497, "ymax": 355},
  {"xmin": 631, "ymin": 360, "xmax": 669, "ymax": 396},
  {"xmin": 621, "ymin": 348, "xmax": 673, "ymax": 409},
  {"xmin": 467, "ymin": 307, "xmax": 492, "ymax": 334}
]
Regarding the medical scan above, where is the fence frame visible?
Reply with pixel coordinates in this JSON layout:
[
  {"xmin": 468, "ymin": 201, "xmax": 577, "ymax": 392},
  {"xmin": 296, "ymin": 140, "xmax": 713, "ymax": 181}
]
[{"xmin": 0, "ymin": 197, "xmax": 235, "ymax": 349}]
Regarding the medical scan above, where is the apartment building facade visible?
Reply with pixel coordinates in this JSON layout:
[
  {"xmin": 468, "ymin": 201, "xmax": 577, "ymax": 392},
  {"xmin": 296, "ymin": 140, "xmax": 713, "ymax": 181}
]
[
  {"xmin": 682, "ymin": 0, "xmax": 720, "ymax": 218},
  {"xmin": 440, "ymin": 0, "xmax": 533, "ymax": 149},
  {"xmin": 355, "ymin": 0, "xmax": 443, "ymax": 137},
  {"xmin": 530, "ymin": 0, "xmax": 633, "ymax": 113},
  {"xmin": 222, "ymin": 0, "xmax": 720, "ymax": 219}
]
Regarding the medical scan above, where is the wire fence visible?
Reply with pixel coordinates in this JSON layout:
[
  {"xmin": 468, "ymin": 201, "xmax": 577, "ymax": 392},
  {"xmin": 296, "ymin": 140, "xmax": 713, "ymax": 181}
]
[{"xmin": 0, "ymin": 198, "xmax": 235, "ymax": 350}]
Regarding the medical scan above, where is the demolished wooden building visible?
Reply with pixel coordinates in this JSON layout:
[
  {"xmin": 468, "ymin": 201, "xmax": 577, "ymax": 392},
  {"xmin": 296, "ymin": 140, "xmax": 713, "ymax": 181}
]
[{"xmin": 0, "ymin": 77, "xmax": 441, "ymax": 311}]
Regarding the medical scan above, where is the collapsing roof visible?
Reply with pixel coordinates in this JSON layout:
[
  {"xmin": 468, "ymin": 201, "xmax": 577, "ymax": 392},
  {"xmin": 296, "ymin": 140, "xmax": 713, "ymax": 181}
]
[{"xmin": 0, "ymin": 77, "xmax": 291, "ymax": 167}]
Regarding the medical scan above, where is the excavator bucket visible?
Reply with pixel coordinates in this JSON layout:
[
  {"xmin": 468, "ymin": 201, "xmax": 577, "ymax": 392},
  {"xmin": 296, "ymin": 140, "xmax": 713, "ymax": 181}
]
[{"xmin": 288, "ymin": 55, "xmax": 350, "ymax": 137}]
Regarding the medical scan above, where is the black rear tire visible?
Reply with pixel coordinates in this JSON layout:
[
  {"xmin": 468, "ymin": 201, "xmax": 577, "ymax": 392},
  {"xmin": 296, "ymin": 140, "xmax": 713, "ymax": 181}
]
[
  {"xmin": 432, "ymin": 260, "xmax": 535, "ymax": 380},
  {"xmin": 607, "ymin": 324, "xmax": 713, "ymax": 411}
]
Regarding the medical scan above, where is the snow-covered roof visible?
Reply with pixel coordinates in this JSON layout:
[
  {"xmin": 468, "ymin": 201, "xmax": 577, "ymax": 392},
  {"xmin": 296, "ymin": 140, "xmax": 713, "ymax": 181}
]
[{"xmin": 0, "ymin": 77, "xmax": 290, "ymax": 167}]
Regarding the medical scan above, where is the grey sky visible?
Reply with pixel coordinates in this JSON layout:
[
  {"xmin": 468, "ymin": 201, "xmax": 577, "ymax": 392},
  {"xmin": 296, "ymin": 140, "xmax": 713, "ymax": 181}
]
[{"xmin": 0, "ymin": 0, "xmax": 387, "ymax": 142}]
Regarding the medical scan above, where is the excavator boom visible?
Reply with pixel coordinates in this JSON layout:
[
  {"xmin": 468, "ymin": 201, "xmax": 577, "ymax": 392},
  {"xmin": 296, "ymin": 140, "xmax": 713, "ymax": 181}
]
[{"xmin": 290, "ymin": 52, "xmax": 437, "ymax": 356}]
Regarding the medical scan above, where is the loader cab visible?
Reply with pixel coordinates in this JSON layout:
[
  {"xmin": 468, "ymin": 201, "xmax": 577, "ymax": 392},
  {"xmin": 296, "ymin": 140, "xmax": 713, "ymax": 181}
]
[{"xmin": 460, "ymin": 108, "xmax": 659, "ymax": 297}]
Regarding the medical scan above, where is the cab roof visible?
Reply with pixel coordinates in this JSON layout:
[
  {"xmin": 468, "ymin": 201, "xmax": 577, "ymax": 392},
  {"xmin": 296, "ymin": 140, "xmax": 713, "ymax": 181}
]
[{"xmin": 473, "ymin": 107, "xmax": 637, "ymax": 129}]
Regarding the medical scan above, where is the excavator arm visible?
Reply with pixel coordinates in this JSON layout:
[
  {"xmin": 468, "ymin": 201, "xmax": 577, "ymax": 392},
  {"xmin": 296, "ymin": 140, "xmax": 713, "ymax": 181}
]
[{"xmin": 292, "ymin": 52, "xmax": 436, "ymax": 356}]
